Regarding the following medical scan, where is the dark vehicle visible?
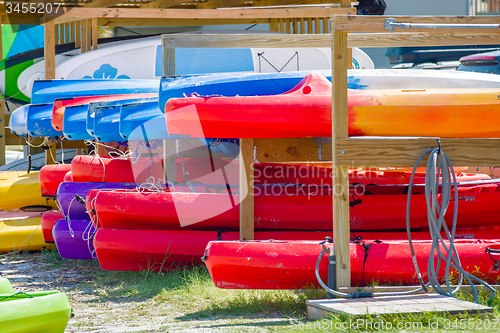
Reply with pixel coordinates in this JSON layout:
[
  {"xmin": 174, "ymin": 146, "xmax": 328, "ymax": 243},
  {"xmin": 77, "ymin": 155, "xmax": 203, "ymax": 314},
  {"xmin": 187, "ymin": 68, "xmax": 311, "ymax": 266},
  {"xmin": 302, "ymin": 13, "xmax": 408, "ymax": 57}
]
[
  {"xmin": 386, "ymin": 46, "xmax": 500, "ymax": 65},
  {"xmin": 457, "ymin": 50, "xmax": 500, "ymax": 74}
]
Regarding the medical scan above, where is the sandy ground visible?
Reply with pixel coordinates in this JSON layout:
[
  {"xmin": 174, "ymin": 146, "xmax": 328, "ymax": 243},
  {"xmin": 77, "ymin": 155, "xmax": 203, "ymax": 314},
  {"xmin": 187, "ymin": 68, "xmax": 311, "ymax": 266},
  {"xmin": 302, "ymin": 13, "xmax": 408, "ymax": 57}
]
[{"xmin": 0, "ymin": 253, "xmax": 290, "ymax": 332}]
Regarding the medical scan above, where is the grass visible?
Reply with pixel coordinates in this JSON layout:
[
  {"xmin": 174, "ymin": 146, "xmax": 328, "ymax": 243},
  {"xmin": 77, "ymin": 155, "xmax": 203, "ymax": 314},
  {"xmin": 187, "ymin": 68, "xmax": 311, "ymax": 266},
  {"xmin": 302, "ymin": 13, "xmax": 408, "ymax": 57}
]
[{"xmin": 4, "ymin": 248, "xmax": 500, "ymax": 332}]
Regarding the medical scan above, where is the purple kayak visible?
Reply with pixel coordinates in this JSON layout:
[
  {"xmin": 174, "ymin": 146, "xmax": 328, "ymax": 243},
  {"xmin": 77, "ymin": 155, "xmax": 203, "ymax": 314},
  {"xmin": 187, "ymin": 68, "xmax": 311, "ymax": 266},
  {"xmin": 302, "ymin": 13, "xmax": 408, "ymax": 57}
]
[
  {"xmin": 56, "ymin": 182, "xmax": 136, "ymax": 220},
  {"xmin": 53, "ymin": 219, "xmax": 97, "ymax": 260}
]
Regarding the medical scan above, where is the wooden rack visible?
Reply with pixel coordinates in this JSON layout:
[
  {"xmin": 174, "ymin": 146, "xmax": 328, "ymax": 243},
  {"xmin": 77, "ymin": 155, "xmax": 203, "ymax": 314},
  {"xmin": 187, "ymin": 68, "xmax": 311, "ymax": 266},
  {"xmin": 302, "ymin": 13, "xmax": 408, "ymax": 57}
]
[{"xmin": 164, "ymin": 15, "xmax": 500, "ymax": 290}]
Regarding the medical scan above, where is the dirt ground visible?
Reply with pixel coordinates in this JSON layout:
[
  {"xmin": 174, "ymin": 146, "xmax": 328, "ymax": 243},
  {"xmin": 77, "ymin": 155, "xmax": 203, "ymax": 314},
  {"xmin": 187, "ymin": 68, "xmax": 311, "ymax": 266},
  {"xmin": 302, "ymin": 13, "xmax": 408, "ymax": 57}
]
[{"xmin": 0, "ymin": 252, "xmax": 294, "ymax": 333}]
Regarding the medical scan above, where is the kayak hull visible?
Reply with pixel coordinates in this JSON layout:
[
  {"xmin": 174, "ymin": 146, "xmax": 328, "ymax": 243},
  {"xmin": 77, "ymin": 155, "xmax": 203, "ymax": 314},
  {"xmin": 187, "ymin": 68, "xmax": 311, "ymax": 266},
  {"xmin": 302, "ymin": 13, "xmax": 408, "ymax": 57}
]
[
  {"xmin": 204, "ymin": 240, "xmax": 500, "ymax": 289},
  {"xmin": 90, "ymin": 184, "xmax": 500, "ymax": 231},
  {"xmin": 41, "ymin": 210, "xmax": 63, "ymax": 243},
  {"xmin": 39, "ymin": 164, "xmax": 72, "ymax": 197},
  {"xmin": 165, "ymin": 73, "xmax": 500, "ymax": 139},
  {"xmin": 0, "ymin": 290, "xmax": 71, "ymax": 333},
  {"xmin": 53, "ymin": 219, "xmax": 96, "ymax": 260}
]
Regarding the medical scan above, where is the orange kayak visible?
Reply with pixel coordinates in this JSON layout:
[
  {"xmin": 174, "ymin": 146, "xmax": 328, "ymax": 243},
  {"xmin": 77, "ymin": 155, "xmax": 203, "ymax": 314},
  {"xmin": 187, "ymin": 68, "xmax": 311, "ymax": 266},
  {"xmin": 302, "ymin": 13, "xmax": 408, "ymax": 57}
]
[{"xmin": 165, "ymin": 72, "xmax": 500, "ymax": 138}]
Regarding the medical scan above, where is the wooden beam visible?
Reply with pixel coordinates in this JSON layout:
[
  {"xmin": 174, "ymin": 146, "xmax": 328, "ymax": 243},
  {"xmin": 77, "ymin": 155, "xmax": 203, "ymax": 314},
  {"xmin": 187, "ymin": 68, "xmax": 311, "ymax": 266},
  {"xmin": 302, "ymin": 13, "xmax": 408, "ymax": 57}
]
[
  {"xmin": 315, "ymin": 17, "xmax": 320, "ymax": 33},
  {"xmin": 83, "ymin": 0, "xmax": 126, "ymax": 7},
  {"xmin": 336, "ymin": 138, "xmax": 500, "ymax": 167},
  {"xmin": 50, "ymin": 7, "xmax": 352, "ymax": 23},
  {"xmin": 254, "ymin": 138, "xmax": 332, "ymax": 162},
  {"xmin": 64, "ymin": 23, "xmax": 70, "ymax": 43},
  {"xmin": 239, "ymin": 138, "xmax": 254, "ymax": 241},
  {"xmin": 162, "ymin": 33, "xmax": 332, "ymax": 48},
  {"xmin": 197, "ymin": 0, "xmax": 243, "ymax": 9},
  {"xmin": 140, "ymin": 0, "xmax": 187, "ymax": 8},
  {"xmin": 162, "ymin": 32, "xmax": 500, "ymax": 49},
  {"xmin": 98, "ymin": 18, "xmax": 269, "ymax": 26},
  {"xmin": 0, "ymin": 15, "xmax": 40, "ymax": 25},
  {"xmin": 333, "ymin": 15, "xmax": 500, "ymax": 33},
  {"xmin": 331, "ymin": 17, "xmax": 350, "ymax": 288}
]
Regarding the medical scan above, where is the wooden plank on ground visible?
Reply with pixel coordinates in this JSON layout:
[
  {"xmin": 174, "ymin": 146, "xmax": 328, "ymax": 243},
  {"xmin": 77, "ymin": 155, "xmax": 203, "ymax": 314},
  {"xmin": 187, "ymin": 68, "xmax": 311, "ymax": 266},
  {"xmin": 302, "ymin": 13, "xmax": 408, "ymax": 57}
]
[{"xmin": 307, "ymin": 294, "xmax": 492, "ymax": 319}]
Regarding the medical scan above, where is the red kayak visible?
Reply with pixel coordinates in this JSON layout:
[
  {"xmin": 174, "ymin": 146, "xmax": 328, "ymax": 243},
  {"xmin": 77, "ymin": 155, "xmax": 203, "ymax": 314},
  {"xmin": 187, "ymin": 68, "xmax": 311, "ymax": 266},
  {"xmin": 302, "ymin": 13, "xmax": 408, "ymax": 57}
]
[
  {"xmin": 41, "ymin": 210, "xmax": 63, "ymax": 243},
  {"xmin": 39, "ymin": 164, "xmax": 72, "ymax": 197},
  {"xmin": 88, "ymin": 181, "xmax": 500, "ymax": 231},
  {"xmin": 165, "ymin": 72, "xmax": 500, "ymax": 138},
  {"xmin": 71, "ymin": 155, "xmax": 489, "ymax": 185},
  {"xmin": 93, "ymin": 228, "xmax": 500, "ymax": 271},
  {"xmin": 204, "ymin": 239, "xmax": 500, "ymax": 289},
  {"xmin": 52, "ymin": 93, "xmax": 157, "ymax": 130}
]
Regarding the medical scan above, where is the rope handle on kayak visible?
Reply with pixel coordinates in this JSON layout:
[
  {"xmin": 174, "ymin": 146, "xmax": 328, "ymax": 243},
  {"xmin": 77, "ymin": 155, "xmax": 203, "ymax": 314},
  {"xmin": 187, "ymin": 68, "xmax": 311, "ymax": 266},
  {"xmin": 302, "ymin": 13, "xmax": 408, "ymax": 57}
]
[
  {"xmin": 0, "ymin": 292, "xmax": 34, "ymax": 301},
  {"xmin": 486, "ymin": 247, "xmax": 500, "ymax": 270}
]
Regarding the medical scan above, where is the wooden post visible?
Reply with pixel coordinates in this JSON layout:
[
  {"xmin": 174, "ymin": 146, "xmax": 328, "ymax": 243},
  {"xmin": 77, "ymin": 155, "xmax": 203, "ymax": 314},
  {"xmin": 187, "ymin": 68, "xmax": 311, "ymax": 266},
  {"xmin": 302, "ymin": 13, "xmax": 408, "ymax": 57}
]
[
  {"xmin": 86, "ymin": 19, "xmax": 92, "ymax": 52},
  {"xmin": 323, "ymin": 18, "xmax": 329, "ymax": 34},
  {"xmin": 285, "ymin": 18, "xmax": 290, "ymax": 34},
  {"xmin": 307, "ymin": 18, "xmax": 313, "ymax": 34},
  {"xmin": 0, "ymin": 16, "xmax": 4, "ymax": 167},
  {"xmin": 92, "ymin": 18, "xmax": 98, "ymax": 50},
  {"xmin": 45, "ymin": 144, "xmax": 57, "ymax": 165},
  {"xmin": 44, "ymin": 17, "xmax": 57, "ymax": 165},
  {"xmin": 269, "ymin": 19, "xmax": 279, "ymax": 32},
  {"xmin": 315, "ymin": 17, "xmax": 321, "ymax": 34},
  {"xmin": 81, "ymin": 19, "xmax": 87, "ymax": 52},
  {"xmin": 163, "ymin": 47, "xmax": 177, "ymax": 184},
  {"xmin": 64, "ymin": 23, "xmax": 70, "ymax": 43},
  {"xmin": 331, "ymin": 16, "xmax": 350, "ymax": 288},
  {"xmin": 75, "ymin": 21, "xmax": 81, "ymax": 48},
  {"xmin": 300, "ymin": 18, "xmax": 306, "ymax": 34},
  {"xmin": 239, "ymin": 138, "xmax": 254, "ymax": 241},
  {"xmin": 293, "ymin": 19, "xmax": 298, "ymax": 34}
]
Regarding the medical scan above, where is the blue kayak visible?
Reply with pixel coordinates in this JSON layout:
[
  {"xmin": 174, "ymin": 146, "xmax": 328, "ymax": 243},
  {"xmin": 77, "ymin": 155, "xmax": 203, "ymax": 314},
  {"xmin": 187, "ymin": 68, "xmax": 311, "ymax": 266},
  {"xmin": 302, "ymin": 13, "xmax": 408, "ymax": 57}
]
[
  {"xmin": 8, "ymin": 105, "xmax": 29, "ymax": 137},
  {"xmin": 63, "ymin": 104, "xmax": 91, "ymax": 140},
  {"xmin": 27, "ymin": 79, "xmax": 159, "ymax": 137},
  {"xmin": 26, "ymin": 103, "xmax": 63, "ymax": 137},
  {"xmin": 92, "ymin": 97, "xmax": 158, "ymax": 142},
  {"xmin": 119, "ymin": 99, "xmax": 169, "ymax": 141},
  {"xmin": 31, "ymin": 79, "xmax": 159, "ymax": 105},
  {"xmin": 158, "ymin": 71, "xmax": 333, "ymax": 113}
]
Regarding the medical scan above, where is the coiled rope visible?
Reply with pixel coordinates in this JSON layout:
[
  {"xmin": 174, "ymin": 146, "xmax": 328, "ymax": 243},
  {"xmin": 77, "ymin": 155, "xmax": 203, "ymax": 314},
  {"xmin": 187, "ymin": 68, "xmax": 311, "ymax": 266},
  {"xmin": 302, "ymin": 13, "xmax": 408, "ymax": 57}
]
[{"xmin": 315, "ymin": 143, "xmax": 496, "ymax": 304}]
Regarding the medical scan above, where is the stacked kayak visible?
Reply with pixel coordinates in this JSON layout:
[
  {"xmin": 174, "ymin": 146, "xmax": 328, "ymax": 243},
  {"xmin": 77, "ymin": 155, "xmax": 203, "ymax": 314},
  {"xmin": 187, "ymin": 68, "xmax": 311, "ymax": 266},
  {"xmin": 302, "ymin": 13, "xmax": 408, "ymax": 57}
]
[
  {"xmin": 0, "ymin": 171, "xmax": 56, "ymax": 212},
  {"xmin": 93, "ymin": 227, "xmax": 500, "ymax": 272},
  {"xmin": 39, "ymin": 164, "xmax": 72, "ymax": 197},
  {"xmin": 0, "ymin": 290, "xmax": 71, "ymax": 332},
  {"xmin": 0, "ymin": 211, "xmax": 53, "ymax": 253},
  {"xmin": 41, "ymin": 210, "xmax": 63, "ymax": 243},
  {"xmin": 203, "ymin": 240, "xmax": 500, "ymax": 289},
  {"xmin": 88, "ymin": 179, "xmax": 500, "ymax": 232},
  {"xmin": 53, "ymin": 181, "xmax": 136, "ymax": 260},
  {"xmin": 165, "ymin": 72, "xmax": 500, "ymax": 138}
]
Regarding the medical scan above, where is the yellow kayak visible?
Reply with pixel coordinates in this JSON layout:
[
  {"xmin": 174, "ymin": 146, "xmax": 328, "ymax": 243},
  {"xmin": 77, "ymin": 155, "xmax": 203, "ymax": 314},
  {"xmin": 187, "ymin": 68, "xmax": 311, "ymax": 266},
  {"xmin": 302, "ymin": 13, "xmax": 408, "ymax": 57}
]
[
  {"xmin": 0, "ymin": 216, "xmax": 53, "ymax": 253},
  {"xmin": 0, "ymin": 171, "xmax": 56, "ymax": 212}
]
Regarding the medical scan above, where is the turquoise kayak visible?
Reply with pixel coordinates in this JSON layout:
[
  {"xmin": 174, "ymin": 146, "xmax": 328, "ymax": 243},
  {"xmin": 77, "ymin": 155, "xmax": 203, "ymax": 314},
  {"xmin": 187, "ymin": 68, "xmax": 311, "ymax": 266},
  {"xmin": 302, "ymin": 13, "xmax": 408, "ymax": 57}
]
[{"xmin": 0, "ymin": 290, "xmax": 71, "ymax": 333}]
